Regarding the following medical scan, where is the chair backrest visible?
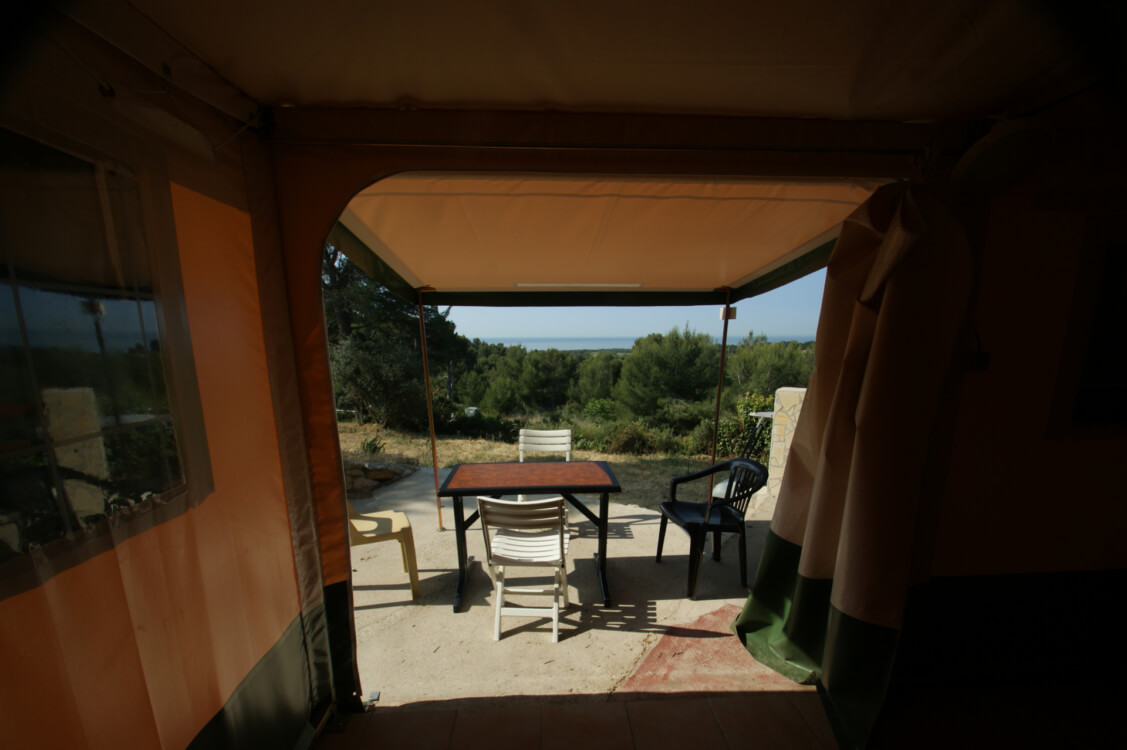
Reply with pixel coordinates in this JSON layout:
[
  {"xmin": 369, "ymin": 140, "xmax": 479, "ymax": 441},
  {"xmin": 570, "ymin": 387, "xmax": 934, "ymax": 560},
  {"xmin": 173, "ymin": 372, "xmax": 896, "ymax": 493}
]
[
  {"xmin": 478, "ymin": 496, "xmax": 567, "ymax": 565},
  {"xmin": 717, "ymin": 458, "xmax": 769, "ymax": 516},
  {"xmin": 736, "ymin": 412, "xmax": 774, "ymax": 458},
  {"xmin": 519, "ymin": 428, "xmax": 571, "ymax": 462}
]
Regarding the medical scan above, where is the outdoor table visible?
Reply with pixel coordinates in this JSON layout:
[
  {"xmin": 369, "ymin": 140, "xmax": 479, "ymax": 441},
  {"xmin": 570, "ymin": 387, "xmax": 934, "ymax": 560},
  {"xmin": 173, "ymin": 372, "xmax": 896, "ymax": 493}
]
[{"xmin": 437, "ymin": 461, "xmax": 622, "ymax": 612}]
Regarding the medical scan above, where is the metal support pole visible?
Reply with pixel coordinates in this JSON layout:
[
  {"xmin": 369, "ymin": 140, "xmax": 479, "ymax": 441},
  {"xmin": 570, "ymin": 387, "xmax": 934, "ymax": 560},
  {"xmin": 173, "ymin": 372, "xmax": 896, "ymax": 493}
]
[
  {"xmin": 710, "ymin": 291, "xmax": 734, "ymax": 493},
  {"xmin": 417, "ymin": 290, "xmax": 445, "ymax": 530}
]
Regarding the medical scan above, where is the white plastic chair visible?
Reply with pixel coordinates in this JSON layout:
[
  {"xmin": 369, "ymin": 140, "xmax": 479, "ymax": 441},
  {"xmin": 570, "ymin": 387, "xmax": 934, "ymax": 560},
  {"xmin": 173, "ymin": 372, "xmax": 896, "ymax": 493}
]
[
  {"xmin": 518, "ymin": 428, "xmax": 571, "ymax": 462},
  {"xmin": 517, "ymin": 428, "xmax": 571, "ymax": 501},
  {"xmin": 477, "ymin": 496, "xmax": 570, "ymax": 642}
]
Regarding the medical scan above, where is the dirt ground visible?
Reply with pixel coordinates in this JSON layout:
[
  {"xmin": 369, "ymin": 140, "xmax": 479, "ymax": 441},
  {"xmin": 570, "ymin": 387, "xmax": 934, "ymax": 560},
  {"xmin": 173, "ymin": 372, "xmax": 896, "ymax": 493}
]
[{"xmin": 336, "ymin": 423, "xmax": 714, "ymax": 513}]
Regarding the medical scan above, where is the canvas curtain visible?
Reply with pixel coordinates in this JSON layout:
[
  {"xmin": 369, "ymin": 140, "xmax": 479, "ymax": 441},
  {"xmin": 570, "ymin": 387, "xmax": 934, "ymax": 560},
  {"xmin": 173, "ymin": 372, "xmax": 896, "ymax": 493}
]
[{"xmin": 733, "ymin": 183, "xmax": 972, "ymax": 748}]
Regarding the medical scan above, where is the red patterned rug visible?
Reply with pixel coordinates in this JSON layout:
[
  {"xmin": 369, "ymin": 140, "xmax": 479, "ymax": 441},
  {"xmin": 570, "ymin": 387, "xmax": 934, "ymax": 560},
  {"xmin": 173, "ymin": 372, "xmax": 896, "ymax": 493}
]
[{"xmin": 618, "ymin": 603, "xmax": 808, "ymax": 694}]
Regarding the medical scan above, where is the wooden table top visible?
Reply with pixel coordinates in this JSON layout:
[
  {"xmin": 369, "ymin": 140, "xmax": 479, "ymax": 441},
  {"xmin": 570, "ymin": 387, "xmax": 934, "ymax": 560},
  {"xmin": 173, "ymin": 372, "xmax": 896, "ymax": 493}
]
[{"xmin": 438, "ymin": 461, "xmax": 621, "ymax": 495}]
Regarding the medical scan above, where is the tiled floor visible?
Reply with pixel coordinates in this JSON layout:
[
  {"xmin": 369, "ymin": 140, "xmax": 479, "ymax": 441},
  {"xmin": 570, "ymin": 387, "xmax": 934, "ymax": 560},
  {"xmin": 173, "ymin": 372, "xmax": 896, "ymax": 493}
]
[
  {"xmin": 867, "ymin": 683, "xmax": 1127, "ymax": 750},
  {"xmin": 316, "ymin": 682, "xmax": 1127, "ymax": 749},
  {"xmin": 316, "ymin": 691, "xmax": 836, "ymax": 750}
]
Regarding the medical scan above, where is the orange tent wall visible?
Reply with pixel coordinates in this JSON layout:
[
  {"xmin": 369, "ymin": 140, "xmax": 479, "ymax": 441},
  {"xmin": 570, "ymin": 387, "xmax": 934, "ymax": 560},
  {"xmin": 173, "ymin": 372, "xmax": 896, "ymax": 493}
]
[
  {"xmin": 0, "ymin": 182, "xmax": 303, "ymax": 747},
  {"xmin": 169, "ymin": 182, "xmax": 301, "ymax": 667},
  {"xmin": 0, "ymin": 15, "xmax": 334, "ymax": 744}
]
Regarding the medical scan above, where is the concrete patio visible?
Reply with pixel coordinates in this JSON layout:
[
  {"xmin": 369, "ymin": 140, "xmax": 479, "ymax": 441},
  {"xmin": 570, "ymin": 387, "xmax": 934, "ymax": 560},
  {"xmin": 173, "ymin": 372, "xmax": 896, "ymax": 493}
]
[{"xmin": 347, "ymin": 467, "xmax": 820, "ymax": 707}]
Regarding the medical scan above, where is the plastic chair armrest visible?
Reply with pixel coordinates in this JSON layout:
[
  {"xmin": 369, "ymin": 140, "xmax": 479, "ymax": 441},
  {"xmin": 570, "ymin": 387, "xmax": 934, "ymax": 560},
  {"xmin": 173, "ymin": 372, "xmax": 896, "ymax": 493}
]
[{"xmin": 668, "ymin": 459, "xmax": 740, "ymax": 503}]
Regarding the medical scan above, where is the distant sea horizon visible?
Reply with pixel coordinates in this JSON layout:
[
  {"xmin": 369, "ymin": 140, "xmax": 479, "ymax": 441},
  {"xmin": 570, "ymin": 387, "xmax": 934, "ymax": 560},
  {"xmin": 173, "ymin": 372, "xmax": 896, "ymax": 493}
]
[{"xmin": 479, "ymin": 335, "xmax": 814, "ymax": 351}]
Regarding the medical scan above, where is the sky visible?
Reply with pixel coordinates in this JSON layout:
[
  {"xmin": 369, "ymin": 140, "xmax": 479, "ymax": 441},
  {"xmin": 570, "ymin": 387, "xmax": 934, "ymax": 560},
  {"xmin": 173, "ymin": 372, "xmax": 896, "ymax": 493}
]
[
  {"xmin": 446, "ymin": 268, "xmax": 826, "ymax": 341},
  {"xmin": 4, "ymin": 266, "xmax": 826, "ymax": 349}
]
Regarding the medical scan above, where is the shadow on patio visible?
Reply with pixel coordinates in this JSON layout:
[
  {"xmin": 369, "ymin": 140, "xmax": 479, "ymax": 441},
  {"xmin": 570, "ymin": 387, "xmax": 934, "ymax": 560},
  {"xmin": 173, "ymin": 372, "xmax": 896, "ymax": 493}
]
[{"xmin": 316, "ymin": 690, "xmax": 834, "ymax": 749}]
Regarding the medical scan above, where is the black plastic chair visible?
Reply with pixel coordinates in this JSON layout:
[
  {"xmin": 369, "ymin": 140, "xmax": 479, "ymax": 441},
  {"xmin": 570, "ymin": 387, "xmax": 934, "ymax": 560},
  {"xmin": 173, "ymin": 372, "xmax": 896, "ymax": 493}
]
[
  {"xmin": 708, "ymin": 414, "xmax": 771, "ymax": 500},
  {"xmin": 655, "ymin": 457, "xmax": 768, "ymax": 598}
]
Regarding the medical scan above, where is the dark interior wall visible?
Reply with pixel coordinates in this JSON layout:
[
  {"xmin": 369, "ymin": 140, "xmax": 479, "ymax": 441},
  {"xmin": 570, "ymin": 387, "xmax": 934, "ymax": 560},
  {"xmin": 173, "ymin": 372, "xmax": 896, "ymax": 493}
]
[
  {"xmin": 887, "ymin": 97, "xmax": 1127, "ymax": 698},
  {"xmin": 932, "ymin": 102, "xmax": 1127, "ymax": 577}
]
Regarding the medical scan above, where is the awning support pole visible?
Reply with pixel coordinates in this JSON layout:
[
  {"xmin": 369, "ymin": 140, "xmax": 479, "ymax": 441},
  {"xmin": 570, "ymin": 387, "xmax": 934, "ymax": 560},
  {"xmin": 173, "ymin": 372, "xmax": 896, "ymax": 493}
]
[
  {"xmin": 417, "ymin": 289, "xmax": 445, "ymax": 530},
  {"xmin": 710, "ymin": 290, "xmax": 733, "ymax": 492}
]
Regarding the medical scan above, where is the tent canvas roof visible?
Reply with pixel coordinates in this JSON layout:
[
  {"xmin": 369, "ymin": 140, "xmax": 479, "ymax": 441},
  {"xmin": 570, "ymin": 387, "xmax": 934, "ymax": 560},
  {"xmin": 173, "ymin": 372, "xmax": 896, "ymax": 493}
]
[
  {"xmin": 127, "ymin": 0, "xmax": 1083, "ymax": 121},
  {"xmin": 96, "ymin": 1, "xmax": 1100, "ymax": 303}
]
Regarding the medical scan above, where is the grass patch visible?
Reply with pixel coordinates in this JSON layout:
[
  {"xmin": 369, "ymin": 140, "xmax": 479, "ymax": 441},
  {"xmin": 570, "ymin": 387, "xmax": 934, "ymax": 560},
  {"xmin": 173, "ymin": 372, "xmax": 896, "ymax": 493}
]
[{"xmin": 337, "ymin": 423, "xmax": 713, "ymax": 511}]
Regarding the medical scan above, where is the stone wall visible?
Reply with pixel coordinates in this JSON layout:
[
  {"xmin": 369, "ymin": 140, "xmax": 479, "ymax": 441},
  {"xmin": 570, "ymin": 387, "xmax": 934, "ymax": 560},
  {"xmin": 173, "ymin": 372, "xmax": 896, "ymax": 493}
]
[
  {"xmin": 43, "ymin": 387, "xmax": 107, "ymax": 520},
  {"xmin": 343, "ymin": 459, "xmax": 418, "ymax": 498},
  {"xmin": 751, "ymin": 386, "xmax": 806, "ymax": 516}
]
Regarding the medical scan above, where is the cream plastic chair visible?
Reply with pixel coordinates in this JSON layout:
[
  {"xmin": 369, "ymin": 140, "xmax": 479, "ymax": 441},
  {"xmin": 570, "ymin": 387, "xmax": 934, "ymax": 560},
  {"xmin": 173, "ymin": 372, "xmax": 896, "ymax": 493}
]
[
  {"xmin": 477, "ymin": 496, "xmax": 569, "ymax": 642},
  {"xmin": 347, "ymin": 503, "xmax": 420, "ymax": 600}
]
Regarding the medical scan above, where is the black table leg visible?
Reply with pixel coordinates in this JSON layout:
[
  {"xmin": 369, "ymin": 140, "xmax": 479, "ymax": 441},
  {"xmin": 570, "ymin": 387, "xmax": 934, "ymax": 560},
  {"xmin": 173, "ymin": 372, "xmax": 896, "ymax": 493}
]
[
  {"xmin": 453, "ymin": 494, "xmax": 468, "ymax": 612},
  {"xmin": 597, "ymin": 492, "xmax": 611, "ymax": 605}
]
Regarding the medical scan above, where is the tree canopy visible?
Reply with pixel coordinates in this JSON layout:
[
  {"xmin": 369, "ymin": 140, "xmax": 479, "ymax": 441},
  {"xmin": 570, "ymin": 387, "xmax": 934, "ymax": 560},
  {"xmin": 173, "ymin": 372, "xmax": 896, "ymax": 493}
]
[
  {"xmin": 726, "ymin": 333, "xmax": 815, "ymax": 397},
  {"xmin": 323, "ymin": 244, "xmax": 467, "ymax": 428},
  {"xmin": 323, "ymin": 247, "xmax": 816, "ymax": 453},
  {"xmin": 613, "ymin": 327, "xmax": 719, "ymax": 416}
]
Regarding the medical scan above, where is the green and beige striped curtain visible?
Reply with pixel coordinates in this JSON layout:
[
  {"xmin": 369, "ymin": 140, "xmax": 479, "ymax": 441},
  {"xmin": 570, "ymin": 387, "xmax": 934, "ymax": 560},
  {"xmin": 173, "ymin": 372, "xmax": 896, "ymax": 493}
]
[{"xmin": 734, "ymin": 183, "xmax": 972, "ymax": 748}]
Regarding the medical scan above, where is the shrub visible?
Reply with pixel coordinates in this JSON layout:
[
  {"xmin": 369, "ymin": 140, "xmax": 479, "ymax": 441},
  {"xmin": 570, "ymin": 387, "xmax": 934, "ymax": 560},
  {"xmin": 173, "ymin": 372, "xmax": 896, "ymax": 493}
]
[
  {"xmin": 570, "ymin": 420, "xmax": 611, "ymax": 452},
  {"xmin": 686, "ymin": 419, "xmax": 715, "ymax": 456},
  {"xmin": 715, "ymin": 417, "xmax": 746, "ymax": 457},
  {"xmin": 608, "ymin": 421, "xmax": 655, "ymax": 455},
  {"xmin": 654, "ymin": 398, "xmax": 714, "ymax": 433},
  {"xmin": 709, "ymin": 391, "xmax": 775, "ymax": 461},
  {"xmin": 360, "ymin": 435, "xmax": 385, "ymax": 455},
  {"xmin": 738, "ymin": 391, "xmax": 775, "ymax": 419},
  {"xmin": 685, "ymin": 393, "xmax": 774, "ymax": 461},
  {"xmin": 648, "ymin": 426, "xmax": 681, "ymax": 454},
  {"xmin": 584, "ymin": 398, "xmax": 622, "ymax": 422}
]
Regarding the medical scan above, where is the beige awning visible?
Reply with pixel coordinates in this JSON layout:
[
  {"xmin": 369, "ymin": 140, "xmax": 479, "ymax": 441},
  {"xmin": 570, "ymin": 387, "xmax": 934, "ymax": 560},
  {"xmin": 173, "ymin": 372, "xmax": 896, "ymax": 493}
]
[{"xmin": 338, "ymin": 171, "xmax": 879, "ymax": 304}]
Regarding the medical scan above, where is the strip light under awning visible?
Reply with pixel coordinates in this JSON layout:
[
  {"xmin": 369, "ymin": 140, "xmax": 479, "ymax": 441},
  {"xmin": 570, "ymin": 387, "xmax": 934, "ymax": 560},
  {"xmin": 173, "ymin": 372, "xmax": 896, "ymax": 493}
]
[{"xmin": 515, "ymin": 282, "xmax": 644, "ymax": 288}]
